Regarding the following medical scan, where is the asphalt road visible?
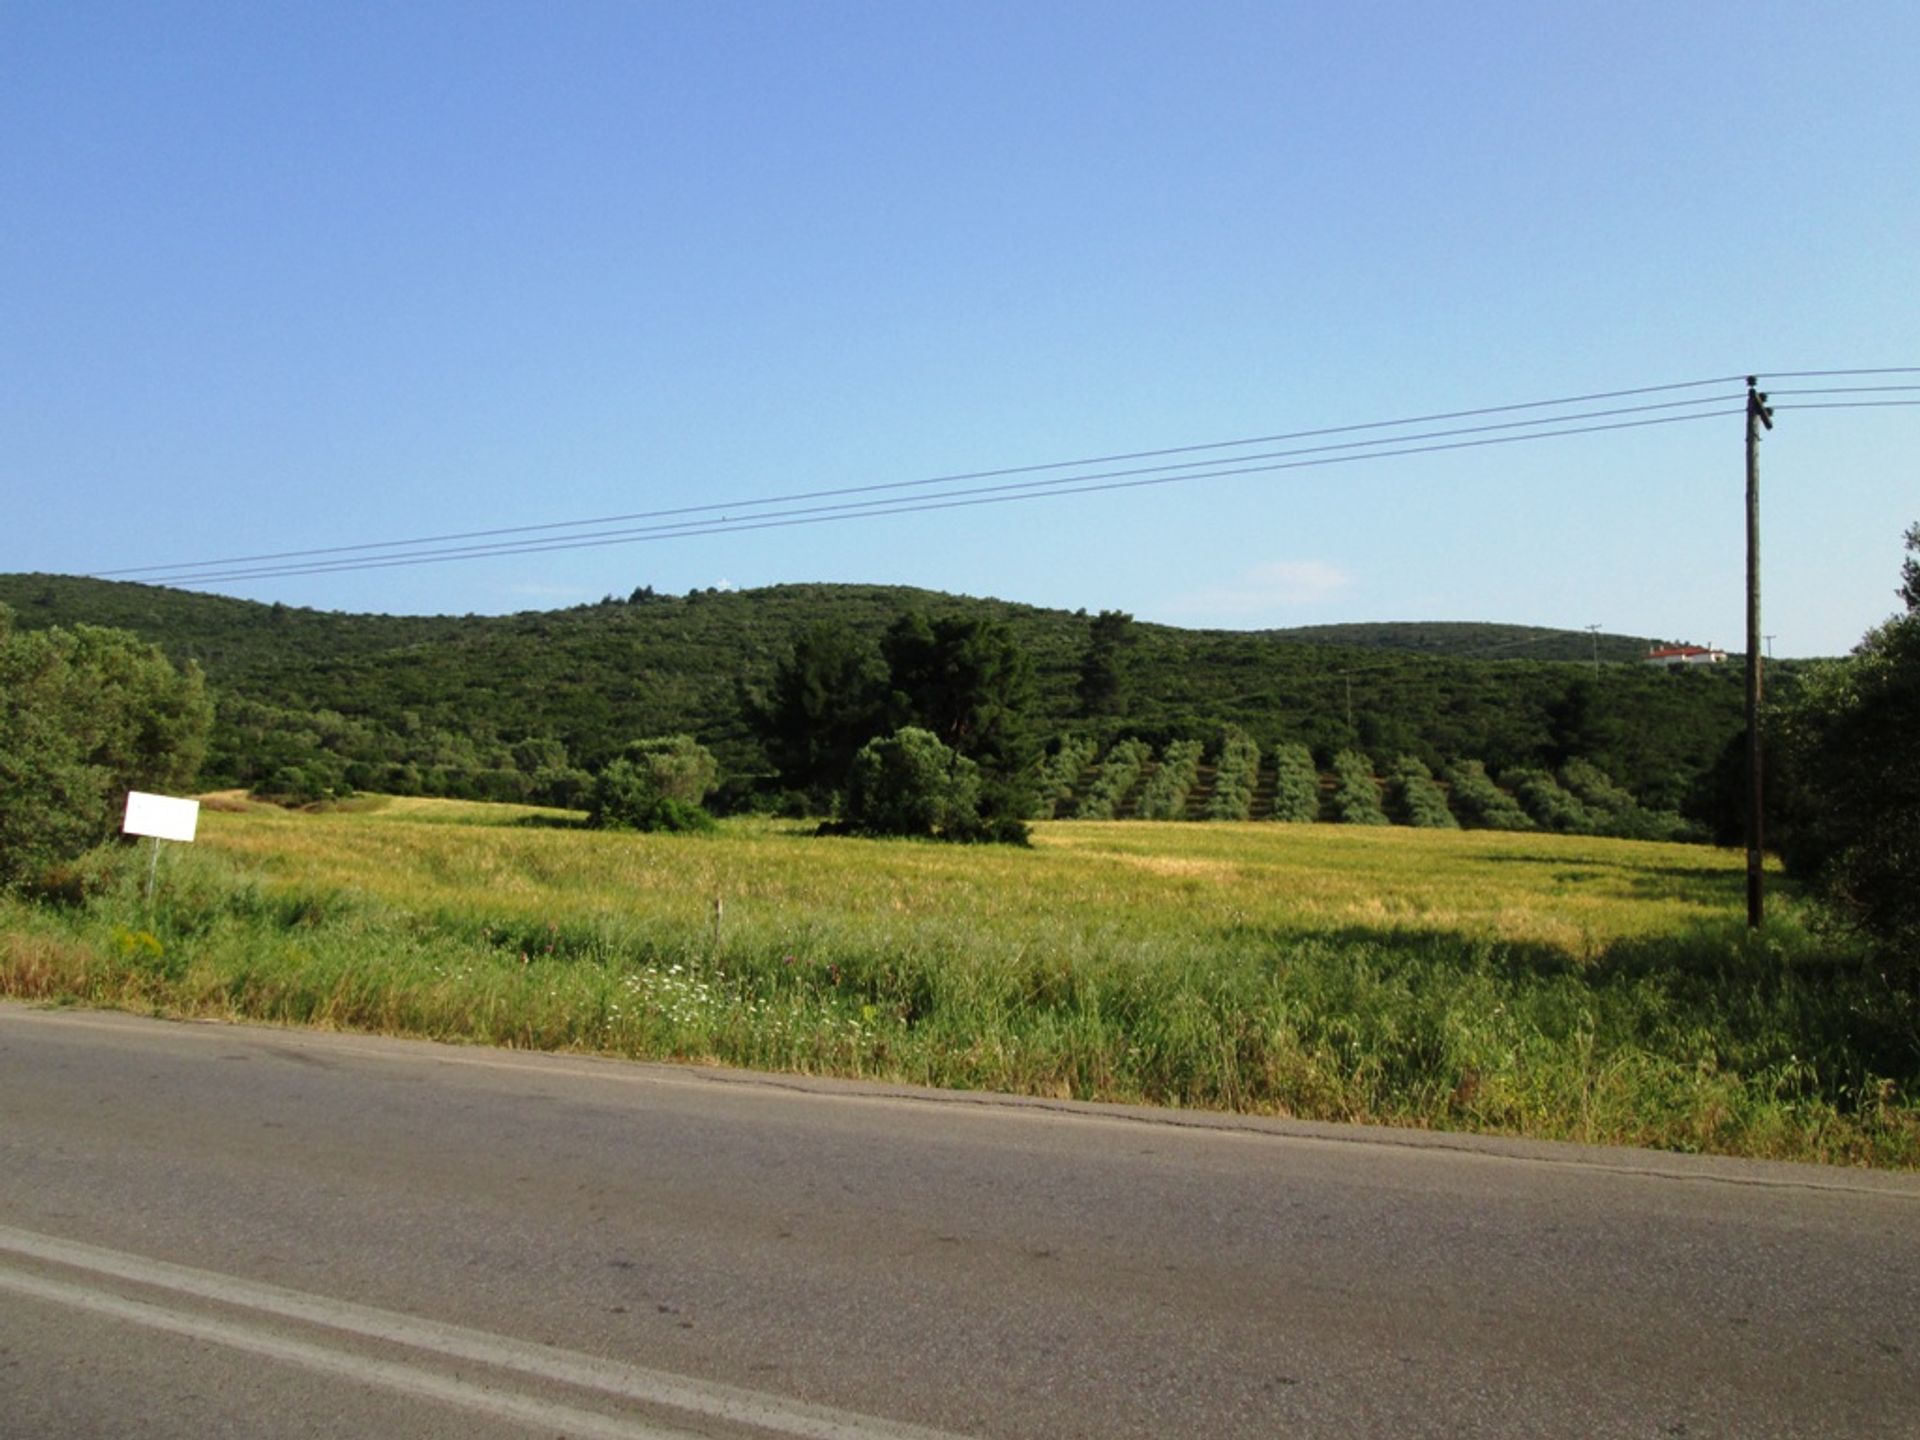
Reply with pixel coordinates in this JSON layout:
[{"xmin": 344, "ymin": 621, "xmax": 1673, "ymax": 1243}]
[{"xmin": 2, "ymin": 1004, "xmax": 1915, "ymax": 1439}]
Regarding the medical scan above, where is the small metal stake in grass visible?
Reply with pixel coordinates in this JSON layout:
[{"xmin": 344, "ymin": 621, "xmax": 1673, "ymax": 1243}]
[{"xmin": 712, "ymin": 894, "xmax": 724, "ymax": 952}]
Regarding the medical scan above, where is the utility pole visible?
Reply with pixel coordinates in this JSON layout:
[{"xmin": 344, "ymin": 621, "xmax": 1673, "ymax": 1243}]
[
  {"xmin": 1745, "ymin": 377, "xmax": 1774, "ymax": 930},
  {"xmin": 1584, "ymin": 624, "xmax": 1602, "ymax": 675}
]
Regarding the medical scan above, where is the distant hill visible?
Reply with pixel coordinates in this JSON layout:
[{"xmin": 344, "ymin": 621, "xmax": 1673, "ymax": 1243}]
[
  {"xmin": 1269, "ymin": 621, "xmax": 1671, "ymax": 664},
  {"xmin": 0, "ymin": 572, "xmax": 1759, "ymax": 816}
]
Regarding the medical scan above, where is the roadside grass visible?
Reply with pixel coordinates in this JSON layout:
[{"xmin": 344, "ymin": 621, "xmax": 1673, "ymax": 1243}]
[{"xmin": 4, "ymin": 799, "xmax": 1915, "ymax": 1167}]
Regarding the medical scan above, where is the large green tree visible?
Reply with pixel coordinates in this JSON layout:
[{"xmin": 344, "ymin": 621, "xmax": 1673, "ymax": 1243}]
[
  {"xmin": 1076, "ymin": 609, "xmax": 1137, "ymax": 718},
  {"xmin": 881, "ymin": 611, "xmax": 1039, "ymax": 818},
  {"xmin": 752, "ymin": 622, "xmax": 886, "ymax": 809},
  {"xmin": 0, "ymin": 607, "xmax": 212, "ymax": 888},
  {"xmin": 1778, "ymin": 523, "xmax": 1920, "ymax": 980}
]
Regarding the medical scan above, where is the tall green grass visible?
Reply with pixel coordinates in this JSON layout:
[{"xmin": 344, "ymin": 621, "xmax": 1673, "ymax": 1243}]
[{"xmin": 4, "ymin": 800, "xmax": 1914, "ymax": 1166}]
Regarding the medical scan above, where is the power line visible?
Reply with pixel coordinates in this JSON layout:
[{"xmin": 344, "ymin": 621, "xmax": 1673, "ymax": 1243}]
[
  {"xmin": 93, "ymin": 377, "xmax": 1749, "ymax": 581},
  {"xmin": 139, "ymin": 406, "xmax": 1747, "ymax": 586},
  {"xmin": 1774, "ymin": 399, "xmax": 1920, "ymax": 410},
  {"xmin": 1755, "ymin": 366, "xmax": 1920, "ymax": 380},
  {"xmin": 1765, "ymin": 384, "xmax": 1920, "ymax": 396},
  {"xmin": 81, "ymin": 368, "xmax": 1914, "ymax": 590}
]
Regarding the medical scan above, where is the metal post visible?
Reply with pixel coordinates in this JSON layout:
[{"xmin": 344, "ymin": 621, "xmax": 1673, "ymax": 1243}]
[
  {"xmin": 1744, "ymin": 377, "xmax": 1773, "ymax": 930},
  {"xmin": 146, "ymin": 836, "xmax": 162, "ymax": 908}
]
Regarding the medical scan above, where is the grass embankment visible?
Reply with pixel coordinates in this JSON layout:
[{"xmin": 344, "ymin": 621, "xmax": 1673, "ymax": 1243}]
[{"xmin": 4, "ymin": 795, "xmax": 1915, "ymax": 1166}]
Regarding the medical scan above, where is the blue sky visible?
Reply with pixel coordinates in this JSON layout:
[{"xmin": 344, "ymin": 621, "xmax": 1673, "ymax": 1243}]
[{"xmin": 4, "ymin": 1, "xmax": 1915, "ymax": 655}]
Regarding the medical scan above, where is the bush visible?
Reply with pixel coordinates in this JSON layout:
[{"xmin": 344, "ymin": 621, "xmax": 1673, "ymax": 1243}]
[
  {"xmin": 844, "ymin": 727, "xmax": 984, "ymax": 839},
  {"xmin": 1269, "ymin": 742, "xmax": 1321, "ymax": 823},
  {"xmin": 1777, "ymin": 521, "xmax": 1920, "ymax": 983},
  {"xmin": 1443, "ymin": 760, "xmax": 1534, "ymax": 831},
  {"xmin": 1560, "ymin": 758, "xmax": 1695, "ymax": 842},
  {"xmin": 1387, "ymin": 755, "xmax": 1458, "ymax": 828},
  {"xmin": 588, "ymin": 735, "xmax": 719, "ymax": 833},
  {"xmin": 0, "ymin": 609, "xmax": 212, "ymax": 889},
  {"xmin": 1075, "ymin": 738, "xmax": 1150, "ymax": 819},
  {"xmin": 1206, "ymin": 727, "xmax": 1261, "ymax": 820},
  {"xmin": 1137, "ymin": 739, "xmax": 1203, "ymax": 820},
  {"xmin": 1035, "ymin": 735, "xmax": 1099, "ymax": 818},
  {"xmin": 1506, "ymin": 767, "xmax": 1594, "ymax": 833},
  {"xmin": 1330, "ymin": 750, "xmax": 1389, "ymax": 825}
]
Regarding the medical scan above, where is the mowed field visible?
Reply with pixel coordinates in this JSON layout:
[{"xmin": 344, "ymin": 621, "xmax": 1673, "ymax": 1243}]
[{"xmin": 5, "ymin": 796, "xmax": 1915, "ymax": 1167}]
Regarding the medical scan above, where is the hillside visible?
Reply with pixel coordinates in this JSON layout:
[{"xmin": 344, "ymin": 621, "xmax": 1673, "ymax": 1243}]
[
  {"xmin": 1273, "ymin": 621, "xmax": 1668, "ymax": 663},
  {"xmin": 0, "ymin": 573, "xmax": 1758, "ymax": 816}
]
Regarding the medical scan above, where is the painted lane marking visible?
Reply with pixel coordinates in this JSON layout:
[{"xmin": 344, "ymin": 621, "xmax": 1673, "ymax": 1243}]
[
  {"xmin": 0, "ymin": 1264, "xmax": 704, "ymax": 1440},
  {"xmin": 0, "ymin": 1225, "xmax": 971, "ymax": 1440}
]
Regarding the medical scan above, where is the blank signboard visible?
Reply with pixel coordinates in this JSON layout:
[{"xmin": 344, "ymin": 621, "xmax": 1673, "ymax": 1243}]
[{"xmin": 122, "ymin": 791, "xmax": 200, "ymax": 843}]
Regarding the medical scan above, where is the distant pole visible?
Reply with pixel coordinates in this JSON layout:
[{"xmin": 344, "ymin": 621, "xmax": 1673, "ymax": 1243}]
[
  {"xmin": 1744, "ymin": 377, "xmax": 1774, "ymax": 930},
  {"xmin": 1584, "ymin": 624, "xmax": 1602, "ymax": 675},
  {"xmin": 1343, "ymin": 671, "xmax": 1354, "ymax": 740}
]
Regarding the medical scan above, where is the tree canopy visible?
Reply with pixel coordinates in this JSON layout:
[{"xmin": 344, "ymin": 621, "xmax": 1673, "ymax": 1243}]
[
  {"xmin": 0, "ymin": 607, "xmax": 212, "ymax": 888},
  {"xmin": 1778, "ymin": 523, "xmax": 1920, "ymax": 981}
]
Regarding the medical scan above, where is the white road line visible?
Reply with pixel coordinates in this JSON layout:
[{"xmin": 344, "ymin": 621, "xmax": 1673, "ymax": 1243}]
[
  {"xmin": 0, "ymin": 1264, "xmax": 704, "ymax": 1440},
  {"xmin": 0, "ymin": 1225, "xmax": 971, "ymax": 1440}
]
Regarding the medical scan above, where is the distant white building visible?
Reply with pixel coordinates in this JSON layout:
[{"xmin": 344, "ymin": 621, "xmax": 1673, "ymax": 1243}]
[{"xmin": 1644, "ymin": 644, "xmax": 1728, "ymax": 668}]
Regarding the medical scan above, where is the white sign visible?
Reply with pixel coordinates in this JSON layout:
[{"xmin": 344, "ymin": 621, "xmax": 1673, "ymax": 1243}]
[{"xmin": 122, "ymin": 791, "xmax": 200, "ymax": 844}]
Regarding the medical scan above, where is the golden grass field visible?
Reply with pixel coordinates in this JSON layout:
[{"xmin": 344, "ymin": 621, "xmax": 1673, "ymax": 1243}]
[
  {"xmin": 198, "ymin": 793, "xmax": 1759, "ymax": 963},
  {"xmin": 6, "ymin": 795, "xmax": 1912, "ymax": 1167}
]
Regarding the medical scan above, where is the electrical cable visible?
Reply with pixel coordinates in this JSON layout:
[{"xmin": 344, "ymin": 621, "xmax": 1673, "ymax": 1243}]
[
  {"xmin": 1772, "ymin": 400, "xmax": 1920, "ymax": 412},
  {"xmin": 1754, "ymin": 367, "xmax": 1920, "ymax": 380},
  {"xmin": 126, "ymin": 393, "xmax": 1745, "ymax": 584},
  {"xmin": 1764, "ymin": 385, "xmax": 1920, "ymax": 396},
  {"xmin": 92, "ymin": 377, "xmax": 1748, "ymax": 581},
  {"xmin": 145, "ymin": 406, "xmax": 1747, "ymax": 586}
]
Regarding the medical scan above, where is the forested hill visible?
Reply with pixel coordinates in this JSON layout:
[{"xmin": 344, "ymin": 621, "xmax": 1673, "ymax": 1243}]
[
  {"xmin": 0, "ymin": 572, "xmax": 1757, "ymax": 815},
  {"xmin": 0, "ymin": 573, "xmax": 1669, "ymax": 670},
  {"xmin": 1273, "ymin": 621, "xmax": 1671, "ymax": 663}
]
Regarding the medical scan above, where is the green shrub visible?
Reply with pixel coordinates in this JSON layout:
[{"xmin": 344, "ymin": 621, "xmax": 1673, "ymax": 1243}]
[
  {"xmin": 1269, "ymin": 742, "xmax": 1321, "ymax": 823},
  {"xmin": 589, "ymin": 735, "xmax": 719, "ymax": 832},
  {"xmin": 1035, "ymin": 735, "xmax": 1099, "ymax": 818},
  {"xmin": 1776, "ymin": 521, "xmax": 1920, "ymax": 987},
  {"xmin": 1076, "ymin": 739, "xmax": 1151, "ymax": 819},
  {"xmin": 1506, "ymin": 767, "xmax": 1595, "ymax": 833},
  {"xmin": 1138, "ymin": 739, "xmax": 1204, "ymax": 820},
  {"xmin": 0, "ymin": 609, "xmax": 212, "ymax": 890},
  {"xmin": 1443, "ymin": 760, "xmax": 1534, "ymax": 830},
  {"xmin": 844, "ymin": 727, "xmax": 984, "ymax": 838},
  {"xmin": 1559, "ymin": 758, "xmax": 1695, "ymax": 842},
  {"xmin": 1206, "ymin": 727, "xmax": 1261, "ymax": 820},
  {"xmin": 1331, "ymin": 750, "xmax": 1389, "ymax": 825},
  {"xmin": 1387, "ymin": 755, "xmax": 1458, "ymax": 828}
]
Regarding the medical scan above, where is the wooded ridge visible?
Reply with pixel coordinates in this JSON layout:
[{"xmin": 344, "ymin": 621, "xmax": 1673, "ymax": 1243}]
[{"xmin": 0, "ymin": 573, "xmax": 1770, "ymax": 824}]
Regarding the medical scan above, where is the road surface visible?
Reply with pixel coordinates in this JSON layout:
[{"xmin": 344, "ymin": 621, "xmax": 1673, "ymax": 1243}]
[{"xmin": 2, "ymin": 1003, "xmax": 1915, "ymax": 1437}]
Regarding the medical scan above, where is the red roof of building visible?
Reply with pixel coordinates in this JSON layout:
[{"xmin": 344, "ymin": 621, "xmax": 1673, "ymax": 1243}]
[{"xmin": 1646, "ymin": 644, "xmax": 1720, "ymax": 658}]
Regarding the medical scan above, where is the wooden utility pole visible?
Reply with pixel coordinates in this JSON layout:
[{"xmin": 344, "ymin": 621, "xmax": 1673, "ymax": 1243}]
[{"xmin": 1745, "ymin": 377, "xmax": 1774, "ymax": 930}]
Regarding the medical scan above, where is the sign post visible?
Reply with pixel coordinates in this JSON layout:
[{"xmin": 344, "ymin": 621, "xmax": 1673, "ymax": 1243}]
[{"xmin": 122, "ymin": 792, "xmax": 201, "ymax": 905}]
